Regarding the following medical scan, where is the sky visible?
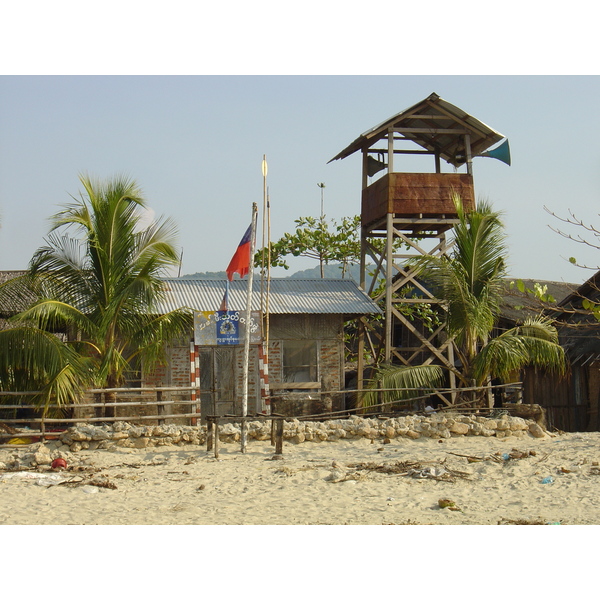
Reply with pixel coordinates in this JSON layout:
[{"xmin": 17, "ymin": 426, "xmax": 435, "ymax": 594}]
[
  {"xmin": 1, "ymin": 3, "xmax": 599, "ymax": 289},
  {"xmin": 2, "ymin": 74, "xmax": 599, "ymax": 285}
]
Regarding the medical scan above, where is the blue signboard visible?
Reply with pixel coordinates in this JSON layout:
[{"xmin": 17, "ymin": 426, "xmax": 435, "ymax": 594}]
[
  {"xmin": 193, "ymin": 310, "xmax": 262, "ymax": 346},
  {"xmin": 216, "ymin": 310, "xmax": 240, "ymax": 345}
]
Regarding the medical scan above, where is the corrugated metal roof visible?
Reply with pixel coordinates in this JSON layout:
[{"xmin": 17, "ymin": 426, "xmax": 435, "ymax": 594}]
[
  {"xmin": 0, "ymin": 271, "xmax": 27, "ymax": 285},
  {"xmin": 156, "ymin": 278, "xmax": 382, "ymax": 316},
  {"xmin": 499, "ymin": 279, "xmax": 576, "ymax": 324},
  {"xmin": 328, "ymin": 92, "xmax": 505, "ymax": 168}
]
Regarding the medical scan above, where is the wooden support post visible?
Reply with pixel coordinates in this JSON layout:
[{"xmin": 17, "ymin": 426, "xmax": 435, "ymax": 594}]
[
  {"xmin": 275, "ymin": 418, "xmax": 284, "ymax": 455},
  {"xmin": 387, "ymin": 127, "xmax": 394, "ymax": 173},
  {"xmin": 213, "ymin": 419, "xmax": 220, "ymax": 459},
  {"xmin": 94, "ymin": 392, "xmax": 102, "ymax": 419},
  {"xmin": 385, "ymin": 212, "xmax": 394, "ymax": 363},
  {"xmin": 270, "ymin": 398, "xmax": 278, "ymax": 445},
  {"xmin": 40, "ymin": 410, "xmax": 46, "ymax": 443},
  {"xmin": 206, "ymin": 417, "xmax": 214, "ymax": 452},
  {"xmin": 157, "ymin": 389, "xmax": 164, "ymax": 426},
  {"xmin": 241, "ymin": 419, "xmax": 248, "ymax": 454}
]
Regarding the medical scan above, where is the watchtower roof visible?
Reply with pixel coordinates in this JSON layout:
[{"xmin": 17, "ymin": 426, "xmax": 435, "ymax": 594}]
[{"xmin": 328, "ymin": 92, "xmax": 506, "ymax": 168}]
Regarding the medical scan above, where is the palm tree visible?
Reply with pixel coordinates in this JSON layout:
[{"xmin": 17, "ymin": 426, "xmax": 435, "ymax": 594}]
[
  {"xmin": 1, "ymin": 174, "xmax": 191, "ymax": 415},
  {"xmin": 0, "ymin": 325, "xmax": 95, "ymax": 413},
  {"xmin": 364, "ymin": 196, "xmax": 566, "ymax": 408}
]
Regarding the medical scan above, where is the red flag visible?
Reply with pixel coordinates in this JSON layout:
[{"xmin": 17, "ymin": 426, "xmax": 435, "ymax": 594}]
[{"xmin": 225, "ymin": 224, "xmax": 252, "ymax": 282}]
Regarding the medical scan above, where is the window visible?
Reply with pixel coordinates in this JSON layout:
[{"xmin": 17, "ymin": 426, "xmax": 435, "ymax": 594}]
[{"xmin": 282, "ymin": 340, "xmax": 318, "ymax": 384}]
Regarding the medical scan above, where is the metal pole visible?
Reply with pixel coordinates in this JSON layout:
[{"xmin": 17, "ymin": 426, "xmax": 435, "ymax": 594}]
[
  {"xmin": 260, "ymin": 156, "xmax": 268, "ymax": 314},
  {"xmin": 264, "ymin": 187, "xmax": 272, "ymax": 415},
  {"xmin": 317, "ymin": 182, "xmax": 325, "ymax": 219},
  {"xmin": 241, "ymin": 203, "xmax": 258, "ymax": 453}
]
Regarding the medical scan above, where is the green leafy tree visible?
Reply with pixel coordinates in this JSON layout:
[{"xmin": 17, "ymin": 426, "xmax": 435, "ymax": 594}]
[
  {"xmin": 0, "ymin": 174, "xmax": 191, "ymax": 415},
  {"xmin": 261, "ymin": 215, "xmax": 362, "ymax": 278},
  {"xmin": 364, "ymin": 197, "xmax": 566, "ymax": 408}
]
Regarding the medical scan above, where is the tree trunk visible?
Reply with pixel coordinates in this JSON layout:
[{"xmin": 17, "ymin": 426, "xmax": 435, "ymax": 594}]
[
  {"xmin": 104, "ymin": 374, "xmax": 118, "ymax": 419},
  {"xmin": 94, "ymin": 392, "xmax": 103, "ymax": 419},
  {"xmin": 104, "ymin": 390, "xmax": 116, "ymax": 419}
]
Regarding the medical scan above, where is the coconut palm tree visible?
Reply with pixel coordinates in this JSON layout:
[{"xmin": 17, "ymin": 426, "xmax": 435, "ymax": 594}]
[
  {"xmin": 0, "ymin": 325, "xmax": 95, "ymax": 412},
  {"xmin": 0, "ymin": 174, "xmax": 191, "ymax": 415},
  {"xmin": 364, "ymin": 196, "xmax": 566, "ymax": 408}
]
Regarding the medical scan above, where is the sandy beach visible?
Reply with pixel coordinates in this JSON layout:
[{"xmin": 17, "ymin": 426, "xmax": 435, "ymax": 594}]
[{"xmin": 2, "ymin": 431, "xmax": 600, "ymax": 526}]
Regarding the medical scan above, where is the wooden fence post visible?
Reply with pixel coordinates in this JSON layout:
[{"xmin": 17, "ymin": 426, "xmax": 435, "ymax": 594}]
[
  {"xmin": 206, "ymin": 417, "xmax": 214, "ymax": 452},
  {"xmin": 94, "ymin": 392, "xmax": 103, "ymax": 419},
  {"xmin": 40, "ymin": 408, "xmax": 47, "ymax": 442},
  {"xmin": 275, "ymin": 418, "xmax": 284, "ymax": 455},
  {"xmin": 213, "ymin": 418, "xmax": 220, "ymax": 459},
  {"xmin": 157, "ymin": 389, "xmax": 164, "ymax": 425}
]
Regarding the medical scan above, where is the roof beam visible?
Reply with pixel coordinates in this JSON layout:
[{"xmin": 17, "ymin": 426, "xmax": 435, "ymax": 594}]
[{"xmin": 391, "ymin": 127, "xmax": 470, "ymax": 135}]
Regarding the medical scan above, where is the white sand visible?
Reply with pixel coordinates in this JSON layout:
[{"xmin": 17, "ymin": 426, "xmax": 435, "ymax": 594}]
[{"xmin": 2, "ymin": 431, "xmax": 600, "ymax": 526}]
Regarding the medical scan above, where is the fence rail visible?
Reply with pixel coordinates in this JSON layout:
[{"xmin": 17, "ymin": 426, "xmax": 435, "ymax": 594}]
[
  {"xmin": 0, "ymin": 386, "xmax": 200, "ymax": 442},
  {"xmin": 1, "ymin": 382, "xmax": 526, "ymax": 443}
]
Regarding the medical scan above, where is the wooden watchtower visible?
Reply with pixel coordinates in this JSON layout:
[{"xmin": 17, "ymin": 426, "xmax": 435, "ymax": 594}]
[{"xmin": 329, "ymin": 93, "xmax": 510, "ymax": 402}]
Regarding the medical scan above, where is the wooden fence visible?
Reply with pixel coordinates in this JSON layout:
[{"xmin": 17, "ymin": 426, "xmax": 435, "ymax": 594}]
[
  {"xmin": 1, "ymin": 382, "xmax": 527, "ymax": 446},
  {"xmin": 0, "ymin": 386, "xmax": 200, "ymax": 443}
]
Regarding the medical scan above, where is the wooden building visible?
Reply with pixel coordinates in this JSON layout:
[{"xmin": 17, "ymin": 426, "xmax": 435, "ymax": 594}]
[
  {"xmin": 498, "ymin": 276, "xmax": 600, "ymax": 432},
  {"xmin": 147, "ymin": 278, "xmax": 382, "ymax": 419},
  {"xmin": 543, "ymin": 273, "xmax": 600, "ymax": 431}
]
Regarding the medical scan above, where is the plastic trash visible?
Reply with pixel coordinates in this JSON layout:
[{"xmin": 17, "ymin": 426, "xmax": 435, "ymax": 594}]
[
  {"xmin": 502, "ymin": 453, "xmax": 510, "ymax": 461},
  {"xmin": 541, "ymin": 476, "xmax": 554, "ymax": 484},
  {"xmin": 0, "ymin": 472, "xmax": 66, "ymax": 486}
]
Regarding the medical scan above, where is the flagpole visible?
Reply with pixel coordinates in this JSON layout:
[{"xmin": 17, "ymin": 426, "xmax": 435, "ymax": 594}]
[
  {"xmin": 241, "ymin": 202, "xmax": 258, "ymax": 453},
  {"xmin": 260, "ymin": 155, "xmax": 267, "ymax": 314},
  {"xmin": 264, "ymin": 187, "xmax": 272, "ymax": 415}
]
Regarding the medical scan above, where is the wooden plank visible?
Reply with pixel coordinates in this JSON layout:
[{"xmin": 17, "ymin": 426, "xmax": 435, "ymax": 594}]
[
  {"xmin": 391, "ymin": 127, "xmax": 470, "ymax": 134},
  {"xmin": 1, "ymin": 412, "xmax": 206, "ymax": 424},
  {"xmin": 361, "ymin": 172, "xmax": 474, "ymax": 226},
  {"xmin": 206, "ymin": 419, "xmax": 214, "ymax": 452},
  {"xmin": 269, "ymin": 382, "xmax": 321, "ymax": 390}
]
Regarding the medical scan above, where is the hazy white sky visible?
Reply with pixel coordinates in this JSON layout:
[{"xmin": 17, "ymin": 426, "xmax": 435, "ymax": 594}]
[
  {"xmin": 1, "ymin": 4, "xmax": 599, "ymax": 285},
  {"xmin": 2, "ymin": 75, "xmax": 599, "ymax": 284}
]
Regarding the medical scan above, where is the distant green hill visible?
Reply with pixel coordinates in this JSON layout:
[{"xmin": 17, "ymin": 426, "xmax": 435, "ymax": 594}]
[
  {"xmin": 289, "ymin": 264, "xmax": 361, "ymax": 281},
  {"xmin": 180, "ymin": 263, "xmax": 362, "ymax": 281},
  {"xmin": 179, "ymin": 271, "xmax": 230, "ymax": 280}
]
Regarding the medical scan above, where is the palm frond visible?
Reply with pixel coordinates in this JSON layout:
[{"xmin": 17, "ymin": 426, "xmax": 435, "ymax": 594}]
[
  {"xmin": 408, "ymin": 197, "xmax": 508, "ymax": 363},
  {"xmin": 474, "ymin": 317, "xmax": 566, "ymax": 382},
  {"xmin": 125, "ymin": 308, "xmax": 193, "ymax": 369},
  {"xmin": 0, "ymin": 326, "xmax": 95, "ymax": 407},
  {"xmin": 362, "ymin": 364, "xmax": 445, "ymax": 408},
  {"xmin": 5, "ymin": 174, "xmax": 185, "ymax": 395},
  {"xmin": 12, "ymin": 298, "xmax": 95, "ymax": 335}
]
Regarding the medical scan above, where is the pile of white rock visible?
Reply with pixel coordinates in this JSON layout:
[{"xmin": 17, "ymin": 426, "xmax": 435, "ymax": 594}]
[
  {"xmin": 0, "ymin": 442, "xmax": 67, "ymax": 471},
  {"xmin": 49, "ymin": 412, "xmax": 547, "ymax": 453}
]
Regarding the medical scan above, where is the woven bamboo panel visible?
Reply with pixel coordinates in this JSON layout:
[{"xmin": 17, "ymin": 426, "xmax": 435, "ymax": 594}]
[{"xmin": 362, "ymin": 172, "xmax": 475, "ymax": 226}]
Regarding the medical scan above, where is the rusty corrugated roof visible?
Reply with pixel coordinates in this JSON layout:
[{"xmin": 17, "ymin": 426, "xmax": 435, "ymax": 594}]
[{"xmin": 156, "ymin": 278, "xmax": 382, "ymax": 316}]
